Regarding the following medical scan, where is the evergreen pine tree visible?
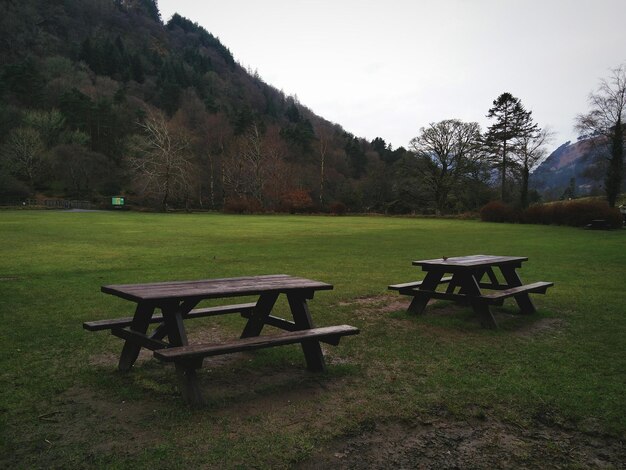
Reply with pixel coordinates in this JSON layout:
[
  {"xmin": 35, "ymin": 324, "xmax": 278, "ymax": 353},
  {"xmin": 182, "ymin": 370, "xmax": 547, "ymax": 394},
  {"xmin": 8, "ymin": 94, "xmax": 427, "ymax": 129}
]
[{"xmin": 484, "ymin": 92, "xmax": 537, "ymax": 202}]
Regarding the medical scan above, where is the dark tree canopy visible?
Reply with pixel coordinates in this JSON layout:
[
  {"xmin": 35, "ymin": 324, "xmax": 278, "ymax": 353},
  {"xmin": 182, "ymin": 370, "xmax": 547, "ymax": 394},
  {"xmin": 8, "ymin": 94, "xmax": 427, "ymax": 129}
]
[{"xmin": 484, "ymin": 92, "xmax": 538, "ymax": 202}]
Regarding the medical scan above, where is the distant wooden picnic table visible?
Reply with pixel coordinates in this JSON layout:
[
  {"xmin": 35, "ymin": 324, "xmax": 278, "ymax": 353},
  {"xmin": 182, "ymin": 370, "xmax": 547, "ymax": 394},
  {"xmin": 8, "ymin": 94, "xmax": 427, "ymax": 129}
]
[
  {"xmin": 84, "ymin": 274, "xmax": 359, "ymax": 405},
  {"xmin": 389, "ymin": 255, "xmax": 553, "ymax": 328}
]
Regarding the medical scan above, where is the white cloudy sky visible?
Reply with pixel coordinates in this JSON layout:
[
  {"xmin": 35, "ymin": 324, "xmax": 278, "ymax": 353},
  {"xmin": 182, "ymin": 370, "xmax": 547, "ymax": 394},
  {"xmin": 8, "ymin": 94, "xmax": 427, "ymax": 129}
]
[{"xmin": 157, "ymin": 0, "xmax": 625, "ymax": 150}]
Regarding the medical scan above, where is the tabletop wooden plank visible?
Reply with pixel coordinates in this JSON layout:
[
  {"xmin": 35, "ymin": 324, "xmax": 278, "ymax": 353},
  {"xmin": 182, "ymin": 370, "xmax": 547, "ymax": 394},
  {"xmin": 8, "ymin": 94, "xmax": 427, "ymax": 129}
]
[
  {"xmin": 413, "ymin": 255, "xmax": 528, "ymax": 268},
  {"xmin": 101, "ymin": 274, "xmax": 333, "ymax": 302}
]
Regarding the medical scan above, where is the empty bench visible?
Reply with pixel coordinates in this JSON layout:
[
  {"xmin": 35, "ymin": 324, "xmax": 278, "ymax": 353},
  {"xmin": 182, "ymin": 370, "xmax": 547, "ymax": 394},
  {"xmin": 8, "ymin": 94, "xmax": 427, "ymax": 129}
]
[
  {"xmin": 388, "ymin": 276, "xmax": 453, "ymax": 293},
  {"xmin": 154, "ymin": 325, "xmax": 359, "ymax": 364},
  {"xmin": 83, "ymin": 302, "xmax": 257, "ymax": 331},
  {"xmin": 481, "ymin": 281, "xmax": 554, "ymax": 305}
]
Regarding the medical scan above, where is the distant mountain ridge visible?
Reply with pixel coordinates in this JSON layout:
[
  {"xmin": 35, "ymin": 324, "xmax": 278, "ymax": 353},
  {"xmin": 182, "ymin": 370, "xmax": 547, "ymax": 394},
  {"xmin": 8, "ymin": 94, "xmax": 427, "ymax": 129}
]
[{"xmin": 530, "ymin": 138, "xmax": 608, "ymax": 198}]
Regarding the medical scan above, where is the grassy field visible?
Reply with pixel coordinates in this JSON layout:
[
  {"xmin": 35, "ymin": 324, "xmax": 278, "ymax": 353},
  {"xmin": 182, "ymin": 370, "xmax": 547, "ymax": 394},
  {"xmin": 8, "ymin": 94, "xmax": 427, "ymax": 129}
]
[{"xmin": 1, "ymin": 210, "xmax": 625, "ymax": 468}]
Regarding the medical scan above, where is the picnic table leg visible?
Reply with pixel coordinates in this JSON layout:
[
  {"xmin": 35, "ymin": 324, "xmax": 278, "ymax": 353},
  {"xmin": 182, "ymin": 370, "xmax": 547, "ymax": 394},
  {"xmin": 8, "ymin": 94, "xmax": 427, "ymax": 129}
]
[
  {"xmin": 470, "ymin": 299, "xmax": 498, "ymax": 329},
  {"xmin": 499, "ymin": 266, "xmax": 536, "ymax": 314},
  {"xmin": 485, "ymin": 267, "xmax": 500, "ymax": 288},
  {"xmin": 287, "ymin": 292, "xmax": 326, "ymax": 372},
  {"xmin": 407, "ymin": 271, "xmax": 444, "ymax": 314},
  {"xmin": 456, "ymin": 271, "xmax": 498, "ymax": 329},
  {"xmin": 118, "ymin": 302, "xmax": 155, "ymax": 372},
  {"xmin": 174, "ymin": 365, "xmax": 203, "ymax": 406},
  {"xmin": 161, "ymin": 300, "xmax": 204, "ymax": 406},
  {"xmin": 240, "ymin": 293, "xmax": 279, "ymax": 338}
]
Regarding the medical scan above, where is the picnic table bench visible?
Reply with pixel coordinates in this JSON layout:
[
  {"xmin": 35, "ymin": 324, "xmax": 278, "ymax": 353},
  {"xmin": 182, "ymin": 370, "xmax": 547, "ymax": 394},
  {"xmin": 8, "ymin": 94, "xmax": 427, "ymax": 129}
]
[
  {"xmin": 84, "ymin": 274, "xmax": 359, "ymax": 405},
  {"xmin": 584, "ymin": 219, "xmax": 612, "ymax": 230},
  {"xmin": 389, "ymin": 255, "xmax": 553, "ymax": 328}
]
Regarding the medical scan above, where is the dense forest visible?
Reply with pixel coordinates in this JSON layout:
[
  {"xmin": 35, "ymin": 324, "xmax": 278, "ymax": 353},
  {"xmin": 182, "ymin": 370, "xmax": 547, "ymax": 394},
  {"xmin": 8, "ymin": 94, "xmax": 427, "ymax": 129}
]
[{"xmin": 0, "ymin": 0, "xmax": 548, "ymax": 213}]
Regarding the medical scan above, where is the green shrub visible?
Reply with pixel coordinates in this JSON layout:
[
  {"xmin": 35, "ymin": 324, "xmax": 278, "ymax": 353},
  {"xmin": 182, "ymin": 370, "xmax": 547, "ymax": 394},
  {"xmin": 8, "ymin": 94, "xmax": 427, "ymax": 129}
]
[
  {"xmin": 523, "ymin": 200, "xmax": 622, "ymax": 228},
  {"xmin": 479, "ymin": 200, "xmax": 519, "ymax": 223},
  {"xmin": 223, "ymin": 197, "xmax": 263, "ymax": 214},
  {"xmin": 329, "ymin": 201, "xmax": 347, "ymax": 215},
  {"xmin": 279, "ymin": 189, "xmax": 315, "ymax": 213},
  {"xmin": 522, "ymin": 203, "xmax": 554, "ymax": 225}
]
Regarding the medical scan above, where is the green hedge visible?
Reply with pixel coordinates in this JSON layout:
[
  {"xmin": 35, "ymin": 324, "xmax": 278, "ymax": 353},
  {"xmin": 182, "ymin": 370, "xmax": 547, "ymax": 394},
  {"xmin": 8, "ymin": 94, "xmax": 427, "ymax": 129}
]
[{"xmin": 480, "ymin": 199, "xmax": 623, "ymax": 228}]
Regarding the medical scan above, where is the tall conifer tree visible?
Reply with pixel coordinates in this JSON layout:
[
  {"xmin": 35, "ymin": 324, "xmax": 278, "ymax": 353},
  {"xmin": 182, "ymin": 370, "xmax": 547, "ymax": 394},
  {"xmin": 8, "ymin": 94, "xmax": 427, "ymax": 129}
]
[{"xmin": 484, "ymin": 92, "xmax": 537, "ymax": 202}]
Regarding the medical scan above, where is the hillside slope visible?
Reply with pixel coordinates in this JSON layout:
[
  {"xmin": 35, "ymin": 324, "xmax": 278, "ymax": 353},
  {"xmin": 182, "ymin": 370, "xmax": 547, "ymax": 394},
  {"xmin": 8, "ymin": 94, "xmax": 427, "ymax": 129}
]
[
  {"xmin": 530, "ymin": 138, "xmax": 609, "ymax": 199},
  {"xmin": 0, "ymin": 0, "xmax": 407, "ymax": 208},
  {"xmin": 1, "ymin": 0, "xmax": 497, "ymax": 214}
]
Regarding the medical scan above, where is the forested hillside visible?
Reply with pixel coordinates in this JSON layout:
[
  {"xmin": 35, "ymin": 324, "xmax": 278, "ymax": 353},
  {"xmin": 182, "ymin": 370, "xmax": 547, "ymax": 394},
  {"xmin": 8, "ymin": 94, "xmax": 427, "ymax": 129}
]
[
  {"xmin": 529, "ymin": 137, "xmax": 623, "ymax": 201},
  {"xmin": 0, "ymin": 0, "xmax": 495, "ymax": 213}
]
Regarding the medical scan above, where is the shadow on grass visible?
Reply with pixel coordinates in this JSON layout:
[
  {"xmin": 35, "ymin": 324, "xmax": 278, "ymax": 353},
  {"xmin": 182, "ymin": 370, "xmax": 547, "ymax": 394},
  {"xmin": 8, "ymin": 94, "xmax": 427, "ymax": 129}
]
[
  {"xmin": 83, "ymin": 346, "xmax": 360, "ymax": 411},
  {"xmin": 387, "ymin": 300, "xmax": 565, "ymax": 337}
]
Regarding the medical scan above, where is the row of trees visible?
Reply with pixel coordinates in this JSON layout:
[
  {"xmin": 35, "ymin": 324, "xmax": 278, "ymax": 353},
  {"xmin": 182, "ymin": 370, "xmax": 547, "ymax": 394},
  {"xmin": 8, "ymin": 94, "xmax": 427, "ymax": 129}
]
[
  {"xmin": 411, "ymin": 61, "xmax": 626, "ymax": 214},
  {"xmin": 131, "ymin": 89, "xmax": 554, "ymax": 216},
  {"xmin": 409, "ymin": 93, "xmax": 551, "ymax": 215},
  {"xmin": 1, "ymin": 1, "xmax": 623, "ymax": 213}
]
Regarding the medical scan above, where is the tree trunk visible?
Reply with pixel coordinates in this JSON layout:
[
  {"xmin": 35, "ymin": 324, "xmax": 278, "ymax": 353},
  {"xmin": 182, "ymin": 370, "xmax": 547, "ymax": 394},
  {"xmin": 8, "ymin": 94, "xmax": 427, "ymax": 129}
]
[
  {"xmin": 208, "ymin": 152, "xmax": 215, "ymax": 209},
  {"xmin": 606, "ymin": 117, "xmax": 623, "ymax": 208},
  {"xmin": 501, "ymin": 140, "xmax": 507, "ymax": 202},
  {"xmin": 520, "ymin": 165, "xmax": 530, "ymax": 209},
  {"xmin": 319, "ymin": 152, "xmax": 325, "ymax": 208}
]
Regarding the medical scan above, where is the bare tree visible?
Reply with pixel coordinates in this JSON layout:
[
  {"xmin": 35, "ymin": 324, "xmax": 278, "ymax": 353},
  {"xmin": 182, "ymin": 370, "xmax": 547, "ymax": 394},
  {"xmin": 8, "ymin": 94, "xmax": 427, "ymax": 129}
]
[
  {"xmin": 203, "ymin": 113, "xmax": 231, "ymax": 209},
  {"xmin": 1, "ymin": 127, "xmax": 46, "ymax": 190},
  {"xmin": 410, "ymin": 119, "xmax": 484, "ymax": 215},
  {"xmin": 314, "ymin": 123, "xmax": 332, "ymax": 208},
  {"xmin": 221, "ymin": 123, "xmax": 294, "ymax": 210},
  {"xmin": 576, "ymin": 64, "xmax": 626, "ymax": 207},
  {"xmin": 513, "ymin": 128, "xmax": 554, "ymax": 208},
  {"xmin": 242, "ymin": 123, "xmax": 265, "ymax": 204},
  {"xmin": 129, "ymin": 110, "xmax": 193, "ymax": 211}
]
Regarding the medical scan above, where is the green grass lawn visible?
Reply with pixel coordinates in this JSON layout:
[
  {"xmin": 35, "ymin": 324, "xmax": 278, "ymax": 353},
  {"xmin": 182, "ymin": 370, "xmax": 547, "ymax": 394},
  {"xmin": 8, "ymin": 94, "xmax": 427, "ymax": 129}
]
[{"xmin": 1, "ymin": 210, "xmax": 625, "ymax": 468}]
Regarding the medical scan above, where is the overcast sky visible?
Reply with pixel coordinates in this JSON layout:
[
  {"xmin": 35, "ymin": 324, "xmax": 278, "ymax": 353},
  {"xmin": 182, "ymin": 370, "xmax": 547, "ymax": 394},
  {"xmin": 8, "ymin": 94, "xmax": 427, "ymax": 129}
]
[{"xmin": 157, "ymin": 0, "xmax": 625, "ymax": 150}]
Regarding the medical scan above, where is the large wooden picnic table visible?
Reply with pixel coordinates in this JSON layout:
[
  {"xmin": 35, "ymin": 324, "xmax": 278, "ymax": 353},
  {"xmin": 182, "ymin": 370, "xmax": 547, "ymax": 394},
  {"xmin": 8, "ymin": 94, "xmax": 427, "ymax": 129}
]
[
  {"xmin": 84, "ymin": 274, "xmax": 359, "ymax": 405},
  {"xmin": 389, "ymin": 255, "xmax": 553, "ymax": 328}
]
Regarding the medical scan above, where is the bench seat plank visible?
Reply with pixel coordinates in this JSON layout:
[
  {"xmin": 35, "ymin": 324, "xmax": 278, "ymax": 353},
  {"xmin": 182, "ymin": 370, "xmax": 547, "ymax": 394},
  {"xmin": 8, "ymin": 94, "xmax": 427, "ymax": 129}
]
[
  {"xmin": 83, "ymin": 302, "xmax": 257, "ymax": 331},
  {"xmin": 394, "ymin": 281, "xmax": 553, "ymax": 303},
  {"xmin": 482, "ymin": 281, "xmax": 554, "ymax": 303},
  {"xmin": 154, "ymin": 325, "xmax": 360, "ymax": 362},
  {"xmin": 388, "ymin": 276, "xmax": 453, "ymax": 291}
]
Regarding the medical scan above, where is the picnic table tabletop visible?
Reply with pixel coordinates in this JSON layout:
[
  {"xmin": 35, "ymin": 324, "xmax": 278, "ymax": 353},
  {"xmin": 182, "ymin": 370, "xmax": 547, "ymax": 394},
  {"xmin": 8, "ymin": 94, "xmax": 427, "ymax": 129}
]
[
  {"xmin": 413, "ymin": 254, "xmax": 528, "ymax": 268},
  {"xmin": 101, "ymin": 274, "xmax": 333, "ymax": 302}
]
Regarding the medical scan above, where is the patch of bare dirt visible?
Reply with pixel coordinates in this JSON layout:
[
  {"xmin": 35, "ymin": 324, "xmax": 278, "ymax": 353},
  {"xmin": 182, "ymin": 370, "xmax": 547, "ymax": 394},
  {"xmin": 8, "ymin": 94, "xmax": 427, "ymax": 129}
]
[
  {"xmin": 88, "ymin": 348, "xmax": 153, "ymax": 367},
  {"xmin": 337, "ymin": 295, "xmax": 425, "ymax": 322},
  {"xmin": 72, "ymin": 306, "xmax": 572, "ymax": 468},
  {"xmin": 38, "ymin": 385, "xmax": 162, "ymax": 457},
  {"xmin": 339, "ymin": 294, "xmax": 433, "ymax": 312},
  {"xmin": 38, "ymin": 356, "xmax": 345, "ymax": 465},
  {"xmin": 513, "ymin": 318, "xmax": 567, "ymax": 338},
  {"xmin": 298, "ymin": 415, "xmax": 626, "ymax": 469},
  {"xmin": 351, "ymin": 295, "xmax": 568, "ymax": 338}
]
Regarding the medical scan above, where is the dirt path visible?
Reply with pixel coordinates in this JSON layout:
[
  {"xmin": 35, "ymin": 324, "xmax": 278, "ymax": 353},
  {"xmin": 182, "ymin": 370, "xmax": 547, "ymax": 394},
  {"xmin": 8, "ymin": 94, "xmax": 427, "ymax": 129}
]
[{"xmin": 299, "ymin": 414, "xmax": 625, "ymax": 469}]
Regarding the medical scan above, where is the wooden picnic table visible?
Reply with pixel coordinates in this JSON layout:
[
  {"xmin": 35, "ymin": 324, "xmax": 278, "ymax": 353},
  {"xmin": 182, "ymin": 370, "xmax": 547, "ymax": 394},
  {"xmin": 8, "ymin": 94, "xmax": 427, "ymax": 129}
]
[
  {"xmin": 84, "ymin": 274, "xmax": 359, "ymax": 405},
  {"xmin": 389, "ymin": 255, "xmax": 553, "ymax": 328}
]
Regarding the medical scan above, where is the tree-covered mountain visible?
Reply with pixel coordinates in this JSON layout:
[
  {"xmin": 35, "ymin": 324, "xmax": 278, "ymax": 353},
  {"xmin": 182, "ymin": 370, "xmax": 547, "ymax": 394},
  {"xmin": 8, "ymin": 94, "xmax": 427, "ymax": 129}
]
[
  {"xmin": 0, "ymin": 0, "xmax": 495, "ymax": 213},
  {"xmin": 530, "ymin": 137, "xmax": 624, "ymax": 200}
]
